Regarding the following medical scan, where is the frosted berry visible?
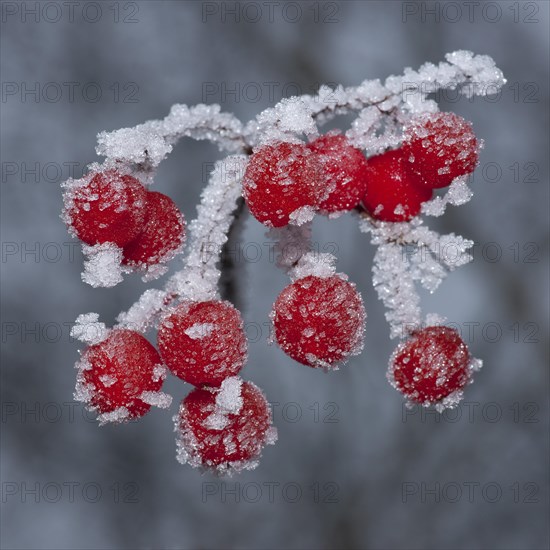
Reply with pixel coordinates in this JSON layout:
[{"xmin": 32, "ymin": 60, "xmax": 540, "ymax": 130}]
[
  {"xmin": 242, "ymin": 141, "xmax": 324, "ymax": 227},
  {"xmin": 361, "ymin": 149, "xmax": 432, "ymax": 222},
  {"xmin": 307, "ymin": 132, "xmax": 369, "ymax": 213},
  {"xmin": 76, "ymin": 329, "xmax": 165, "ymax": 422},
  {"xmin": 388, "ymin": 326, "xmax": 471, "ymax": 405},
  {"xmin": 65, "ymin": 170, "xmax": 147, "ymax": 247},
  {"xmin": 272, "ymin": 275, "xmax": 366, "ymax": 369},
  {"xmin": 158, "ymin": 300, "xmax": 247, "ymax": 387},
  {"xmin": 175, "ymin": 378, "xmax": 275, "ymax": 472},
  {"xmin": 123, "ymin": 191, "xmax": 186, "ymax": 268},
  {"xmin": 402, "ymin": 112, "xmax": 479, "ymax": 189}
]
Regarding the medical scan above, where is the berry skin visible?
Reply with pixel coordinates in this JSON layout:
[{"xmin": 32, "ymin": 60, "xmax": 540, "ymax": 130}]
[
  {"xmin": 361, "ymin": 149, "xmax": 432, "ymax": 222},
  {"xmin": 122, "ymin": 191, "xmax": 186, "ymax": 268},
  {"xmin": 242, "ymin": 142, "xmax": 324, "ymax": 227},
  {"xmin": 76, "ymin": 329, "xmax": 165, "ymax": 422},
  {"xmin": 158, "ymin": 300, "xmax": 247, "ymax": 387},
  {"xmin": 307, "ymin": 132, "xmax": 369, "ymax": 213},
  {"xmin": 272, "ymin": 275, "xmax": 366, "ymax": 369},
  {"xmin": 402, "ymin": 112, "xmax": 479, "ymax": 189},
  {"xmin": 65, "ymin": 170, "xmax": 147, "ymax": 247},
  {"xmin": 388, "ymin": 326, "xmax": 471, "ymax": 406},
  {"xmin": 175, "ymin": 378, "xmax": 275, "ymax": 472}
]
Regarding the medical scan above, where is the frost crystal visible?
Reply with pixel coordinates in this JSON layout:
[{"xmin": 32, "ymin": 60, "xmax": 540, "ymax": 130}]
[
  {"xmin": 81, "ymin": 243, "xmax": 123, "ymax": 288},
  {"xmin": 167, "ymin": 155, "xmax": 248, "ymax": 303},
  {"xmin": 97, "ymin": 407, "xmax": 130, "ymax": 426},
  {"xmin": 71, "ymin": 313, "xmax": 109, "ymax": 345},
  {"xmin": 204, "ymin": 377, "xmax": 244, "ymax": 430},
  {"xmin": 372, "ymin": 242, "xmax": 421, "ymax": 338},
  {"xmin": 421, "ymin": 177, "xmax": 474, "ymax": 217},
  {"xmin": 289, "ymin": 252, "xmax": 337, "ymax": 280},
  {"xmin": 139, "ymin": 391, "xmax": 173, "ymax": 409}
]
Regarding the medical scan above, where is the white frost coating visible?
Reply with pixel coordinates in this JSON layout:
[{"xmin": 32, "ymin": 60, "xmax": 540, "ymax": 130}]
[
  {"xmin": 71, "ymin": 313, "xmax": 109, "ymax": 345},
  {"xmin": 289, "ymin": 252, "xmax": 337, "ymax": 281},
  {"xmin": 99, "ymin": 374, "xmax": 117, "ymax": 387},
  {"xmin": 253, "ymin": 98, "xmax": 318, "ymax": 144},
  {"xmin": 215, "ymin": 377, "xmax": 244, "ymax": 414},
  {"xmin": 243, "ymin": 51, "xmax": 504, "ymax": 145},
  {"xmin": 81, "ymin": 243, "xmax": 123, "ymax": 288},
  {"xmin": 139, "ymin": 262, "xmax": 169, "ymax": 283},
  {"xmin": 424, "ymin": 313, "xmax": 447, "ymax": 328},
  {"xmin": 430, "ymin": 358, "xmax": 483, "ymax": 413},
  {"xmin": 116, "ymin": 289, "xmax": 168, "ymax": 332},
  {"xmin": 360, "ymin": 212, "xmax": 475, "ymax": 332},
  {"xmin": 346, "ymin": 106, "xmax": 400, "ymax": 156},
  {"xmin": 406, "ymin": 226, "xmax": 474, "ymax": 292},
  {"xmin": 167, "ymin": 155, "xmax": 248, "ymax": 302},
  {"xmin": 385, "ymin": 50, "xmax": 506, "ymax": 114},
  {"xmin": 174, "ymin": 380, "xmax": 277, "ymax": 476},
  {"xmin": 184, "ymin": 323, "xmax": 216, "ymax": 340},
  {"xmin": 421, "ymin": 177, "xmax": 474, "ymax": 217},
  {"xmin": 96, "ymin": 103, "xmax": 247, "ymax": 166},
  {"xmin": 204, "ymin": 377, "xmax": 244, "ymax": 430},
  {"xmin": 97, "ymin": 407, "xmax": 130, "ymax": 426},
  {"xmin": 139, "ymin": 391, "xmax": 173, "ymax": 409},
  {"xmin": 372, "ymin": 242, "xmax": 421, "ymax": 339},
  {"xmin": 288, "ymin": 205, "xmax": 316, "ymax": 226},
  {"xmin": 152, "ymin": 364, "xmax": 168, "ymax": 383}
]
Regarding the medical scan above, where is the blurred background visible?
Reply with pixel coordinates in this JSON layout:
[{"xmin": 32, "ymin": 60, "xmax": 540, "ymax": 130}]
[{"xmin": 1, "ymin": 1, "xmax": 549, "ymax": 549}]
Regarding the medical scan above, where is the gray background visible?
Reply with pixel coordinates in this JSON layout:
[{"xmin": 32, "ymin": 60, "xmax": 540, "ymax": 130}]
[{"xmin": 1, "ymin": 1, "xmax": 549, "ymax": 549}]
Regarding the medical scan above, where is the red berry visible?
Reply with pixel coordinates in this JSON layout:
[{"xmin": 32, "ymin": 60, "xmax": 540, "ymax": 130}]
[
  {"xmin": 388, "ymin": 326, "xmax": 471, "ymax": 406},
  {"xmin": 76, "ymin": 329, "xmax": 165, "ymax": 422},
  {"xmin": 242, "ymin": 142, "xmax": 324, "ymax": 227},
  {"xmin": 361, "ymin": 149, "xmax": 432, "ymax": 222},
  {"xmin": 65, "ymin": 170, "xmax": 147, "ymax": 247},
  {"xmin": 402, "ymin": 112, "xmax": 479, "ymax": 189},
  {"xmin": 122, "ymin": 191, "xmax": 185, "ymax": 268},
  {"xmin": 272, "ymin": 275, "xmax": 366, "ymax": 369},
  {"xmin": 175, "ymin": 378, "xmax": 276, "ymax": 472},
  {"xmin": 307, "ymin": 132, "xmax": 369, "ymax": 213},
  {"xmin": 158, "ymin": 300, "xmax": 247, "ymax": 387}
]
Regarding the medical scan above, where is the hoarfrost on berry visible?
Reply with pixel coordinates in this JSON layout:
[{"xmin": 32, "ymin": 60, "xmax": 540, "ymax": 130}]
[
  {"xmin": 71, "ymin": 313, "xmax": 109, "ymax": 345},
  {"xmin": 174, "ymin": 380, "xmax": 276, "ymax": 475},
  {"xmin": 81, "ymin": 243, "xmax": 124, "ymax": 288},
  {"xmin": 272, "ymin": 274, "xmax": 366, "ymax": 369},
  {"xmin": 75, "ymin": 329, "xmax": 165, "ymax": 424}
]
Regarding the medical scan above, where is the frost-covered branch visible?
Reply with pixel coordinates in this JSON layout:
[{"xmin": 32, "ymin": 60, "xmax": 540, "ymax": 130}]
[
  {"xmin": 97, "ymin": 104, "xmax": 251, "ymax": 170},
  {"xmin": 109, "ymin": 50, "xmax": 504, "ymax": 335},
  {"xmin": 116, "ymin": 155, "xmax": 248, "ymax": 332}
]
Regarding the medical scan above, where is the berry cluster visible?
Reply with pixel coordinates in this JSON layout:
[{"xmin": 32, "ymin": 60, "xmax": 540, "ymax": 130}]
[
  {"xmin": 361, "ymin": 112, "xmax": 478, "ymax": 222},
  {"xmin": 242, "ymin": 132, "xmax": 370, "ymax": 227},
  {"xmin": 243, "ymin": 113, "xmax": 478, "ymax": 226},
  {"xmin": 71, "ymin": 113, "xmax": 481, "ymax": 467},
  {"xmin": 75, "ymin": 298, "xmax": 276, "ymax": 473},
  {"xmin": 63, "ymin": 169, "xmax": 186, "ymax": 275},
  {"xmin": 160, "ymin": 300, "xmax": 275, "ymax": 473},
  {"xmin": 65, "ymin": 50, "xmax": 505, "ymax": 474}
]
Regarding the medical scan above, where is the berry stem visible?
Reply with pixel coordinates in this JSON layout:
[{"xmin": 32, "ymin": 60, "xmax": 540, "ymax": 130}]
[{"xmin": 219, "ymin": 196, "xmax": 247, "ymax": 309}]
